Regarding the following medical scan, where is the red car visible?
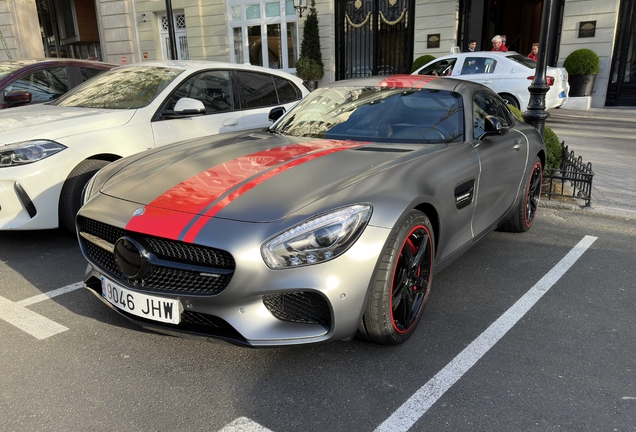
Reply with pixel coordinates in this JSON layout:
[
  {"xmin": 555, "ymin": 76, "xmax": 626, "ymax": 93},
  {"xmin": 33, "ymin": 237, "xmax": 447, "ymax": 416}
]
[{"xmin": 0, "ymin": 58, "xmax": 115, "ymax": 109}]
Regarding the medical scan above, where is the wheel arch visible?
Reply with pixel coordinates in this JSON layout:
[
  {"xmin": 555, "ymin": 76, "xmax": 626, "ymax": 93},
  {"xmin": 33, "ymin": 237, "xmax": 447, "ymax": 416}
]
[
  {"xmin": 498, "ymin": 92, "xmax": 520, "ymax": 109},
  {"xmin": 412, "ymin": 202, "xmax": 439, "ymax": 256},
  {"xmin": 86, "ymin": 153, "xmax": 122, "ymax": 164}
]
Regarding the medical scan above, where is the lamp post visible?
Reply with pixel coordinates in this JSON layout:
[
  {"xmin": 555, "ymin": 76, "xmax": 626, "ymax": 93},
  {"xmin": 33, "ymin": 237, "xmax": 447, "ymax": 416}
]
[
  {"xmin": 293, "ymin": 0, "xmax": 308, "ymax": 18},
  {"xmin": 522, "ymin": 0, "xmax": 556, "ymax": 137},
  {"xmin": 165, "ymin": 0, "xmax": 178, "ymax": 60}
]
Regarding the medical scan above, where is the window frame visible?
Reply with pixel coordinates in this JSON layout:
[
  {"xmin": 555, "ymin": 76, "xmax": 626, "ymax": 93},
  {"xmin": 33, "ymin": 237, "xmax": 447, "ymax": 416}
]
[{"xmin": 227, "ymin": 0, "xmax": 299, "ymax": 72}]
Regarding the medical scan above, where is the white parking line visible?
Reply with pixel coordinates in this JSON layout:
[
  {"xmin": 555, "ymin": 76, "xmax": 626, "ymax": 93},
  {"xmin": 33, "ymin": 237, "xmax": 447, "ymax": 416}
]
[
  {"xmin": 218, "ymin": 417, "xmax": 273, "ymax": 432},
  {"xmin": 0, "ymin": 282, "xmax": 83, "ymax": 340},
  {"xmin": 374, "ymin": 235, "xmax": 597, "ymax": 432}
]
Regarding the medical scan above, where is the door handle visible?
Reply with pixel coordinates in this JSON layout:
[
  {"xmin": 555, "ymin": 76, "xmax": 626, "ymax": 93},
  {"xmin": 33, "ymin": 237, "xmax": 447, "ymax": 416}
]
[
  {"xmin": 222, "ymin": 119, "xmax": 240, "ymax": 127},
  {"xmin": 480, "ymin": 80, "xmax": 492, "ymax": 84},
  {"xmin": 513, "ymin": 139, "xmax": 523, "ymax": 151}
]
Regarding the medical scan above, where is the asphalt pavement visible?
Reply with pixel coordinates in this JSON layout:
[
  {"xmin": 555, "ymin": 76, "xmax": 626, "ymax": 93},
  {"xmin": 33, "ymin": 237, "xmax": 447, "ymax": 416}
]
[{"xmin": 543, "ymin": 107, "xmax": 636, "ymax": 217}]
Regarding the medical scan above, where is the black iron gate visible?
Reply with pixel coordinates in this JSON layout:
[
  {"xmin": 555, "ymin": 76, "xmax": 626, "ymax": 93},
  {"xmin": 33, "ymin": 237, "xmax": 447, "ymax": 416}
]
[{"xmin": 335, "ymin": 0, "xmax": 415, "ymax": 80}]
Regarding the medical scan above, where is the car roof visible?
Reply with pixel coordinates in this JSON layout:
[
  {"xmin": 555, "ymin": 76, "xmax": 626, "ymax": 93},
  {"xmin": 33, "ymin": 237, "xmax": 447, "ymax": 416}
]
[
  {"xmin": 321, "ymin": 75, "xmax": 467, "ymax": 92},
  {"xmin": 0, "ymin": 58, "xmax": 116, "ymax": 68}
]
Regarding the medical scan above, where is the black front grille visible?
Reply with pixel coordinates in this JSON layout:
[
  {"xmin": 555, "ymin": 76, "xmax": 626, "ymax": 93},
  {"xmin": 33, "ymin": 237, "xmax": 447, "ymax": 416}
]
[
  {"xmin": 263, "ymin": 292, "xmax": 331, "ymax": 325},
  {"xmin": 78, "ymin": 216, "xmax": 235, "ymax": 296}
]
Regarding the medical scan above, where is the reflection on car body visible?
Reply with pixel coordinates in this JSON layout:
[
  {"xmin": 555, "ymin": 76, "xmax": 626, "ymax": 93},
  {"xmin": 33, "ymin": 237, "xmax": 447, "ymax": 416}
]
[{"xmin": 77, "ymin": 75, "xmax": 546, "ymax": 347}]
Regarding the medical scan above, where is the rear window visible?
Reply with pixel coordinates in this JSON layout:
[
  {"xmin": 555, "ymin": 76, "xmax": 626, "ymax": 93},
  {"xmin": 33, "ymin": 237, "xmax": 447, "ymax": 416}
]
[{"xmin": 506, "ymin": 54, "xmax": 537, "ymax": 69}]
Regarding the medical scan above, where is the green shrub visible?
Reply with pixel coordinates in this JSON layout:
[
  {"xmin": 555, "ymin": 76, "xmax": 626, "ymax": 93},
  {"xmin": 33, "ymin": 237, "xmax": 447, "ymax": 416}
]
[
  {"xmin": 507, "ymin": 105, "xmax": 562, "ymax": 171},
  {"xmin": 563, "ymin": 48, "xmax": 600, "ymax": 76},
  {"xmin": 296, "ymin": 0, "xmax": 324, "ymax": 82},
  {"xmin": 410, "ymin": 54, "xmax": 436, "ymax": 73}
]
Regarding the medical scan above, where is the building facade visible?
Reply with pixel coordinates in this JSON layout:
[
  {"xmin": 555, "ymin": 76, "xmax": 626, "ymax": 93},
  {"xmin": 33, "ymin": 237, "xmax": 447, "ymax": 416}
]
[{"xmin": 1, "ymin": 0, "xmax": 634, "ymax": 107}]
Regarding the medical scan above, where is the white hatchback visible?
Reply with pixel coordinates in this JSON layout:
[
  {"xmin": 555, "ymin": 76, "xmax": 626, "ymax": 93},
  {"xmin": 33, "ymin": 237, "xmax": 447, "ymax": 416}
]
[
  {"xmin": 412, "ymin": 51, "xmax": 569, "ymax": 111},
  {"xmin": 0, "ymin": 60, "xmax": 309, "ymax": 231}
]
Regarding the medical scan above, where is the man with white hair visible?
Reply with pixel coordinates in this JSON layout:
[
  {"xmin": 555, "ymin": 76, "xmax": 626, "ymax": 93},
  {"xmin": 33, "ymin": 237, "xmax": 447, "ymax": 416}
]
[{"xmin": 491, "ymin": 35, "xmax": 508, "ymax": 52}]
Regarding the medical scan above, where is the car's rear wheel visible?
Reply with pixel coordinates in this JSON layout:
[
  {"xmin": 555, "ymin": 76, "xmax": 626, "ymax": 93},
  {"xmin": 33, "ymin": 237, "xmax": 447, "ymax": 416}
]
[
  {"xmin": 59, "ymin": 159, "xmax": 109, "ymax": 232},
  {"xmin": 499, "ymin": 156, "xmax": 543, "ymax": 233},
  {"xmin": 358, "ymin": 210, "xmax": 434, "ymax": 345},
  {"xmin": 500, "ymin": 93, "xmax": 520, "ymax": 110}
]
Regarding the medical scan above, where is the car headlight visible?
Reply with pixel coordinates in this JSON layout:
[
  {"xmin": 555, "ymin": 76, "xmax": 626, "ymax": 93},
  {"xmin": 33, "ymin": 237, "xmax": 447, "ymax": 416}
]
[
  {"xmin": 0, "ymin": 140, "xmax": 66, "ymax": 167},
  {"xmin": 261, "ymin": 204, "xmax": 372, "ymax": 269}
]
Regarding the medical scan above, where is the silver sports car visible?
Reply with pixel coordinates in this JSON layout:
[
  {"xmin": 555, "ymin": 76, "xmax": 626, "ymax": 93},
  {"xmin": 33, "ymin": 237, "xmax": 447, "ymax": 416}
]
[{"xmin": 77, "ymin": 75, "xmax": 545, "ymax": 347}]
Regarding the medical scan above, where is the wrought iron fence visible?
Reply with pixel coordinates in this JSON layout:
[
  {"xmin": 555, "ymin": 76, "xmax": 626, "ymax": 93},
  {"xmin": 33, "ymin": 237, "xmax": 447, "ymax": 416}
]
[{"xmin": 543, "ymin": 141, "xmax": 595, "ymax": 207}]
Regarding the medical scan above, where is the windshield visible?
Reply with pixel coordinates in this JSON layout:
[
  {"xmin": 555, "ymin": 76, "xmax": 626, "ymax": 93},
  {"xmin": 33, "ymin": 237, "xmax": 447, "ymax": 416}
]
[
  {"xmin": 506, "ymin": 54, "xmax": 537, "ymax": 69},
  {"xmin": 50, "ymin": 66, "xmax": 184, "ymax": 109},
  {"xmin": 271, "ymin": 86, "xmax": 464, "ymax": 144}
]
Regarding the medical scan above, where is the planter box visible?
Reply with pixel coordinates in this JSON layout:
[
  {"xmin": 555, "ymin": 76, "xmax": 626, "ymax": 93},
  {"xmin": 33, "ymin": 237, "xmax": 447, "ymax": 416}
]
[{"xmin": 568, "ymin": 74, "xmax": 596, "ymax": 97}]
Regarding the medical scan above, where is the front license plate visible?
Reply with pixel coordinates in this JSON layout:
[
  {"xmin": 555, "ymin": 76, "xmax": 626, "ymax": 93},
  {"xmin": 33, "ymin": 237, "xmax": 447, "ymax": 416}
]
[{"xmin": 101, "ymin": 276, "xmax": 182, "ymax": 324}]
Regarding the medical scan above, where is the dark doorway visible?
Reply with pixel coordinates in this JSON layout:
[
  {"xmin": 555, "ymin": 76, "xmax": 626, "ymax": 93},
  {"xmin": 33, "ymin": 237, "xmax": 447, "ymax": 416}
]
[
  {"xmin": 335, "ymin": 0, "xmax": 415, "ymax": 80},
  {"xmin": 460, "ymin": 0, "xmax": 564, "ymax": 66},
  {"xmin": 607, "ymin": 0, "xmax": 636, "ymax": 106}
]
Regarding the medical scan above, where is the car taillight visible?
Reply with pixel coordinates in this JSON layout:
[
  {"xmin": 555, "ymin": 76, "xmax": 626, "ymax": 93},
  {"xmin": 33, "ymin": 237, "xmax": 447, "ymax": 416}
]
[{"xmin": 528, "ymin": 76, "xmax": 555, "ymax": 86}]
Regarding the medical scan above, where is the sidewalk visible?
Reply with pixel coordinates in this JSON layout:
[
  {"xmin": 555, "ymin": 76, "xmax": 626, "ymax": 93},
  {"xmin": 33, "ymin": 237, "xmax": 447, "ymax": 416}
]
[{"xmin": 541, "ymin": 106, "xmax": 636, "ymax": 218}]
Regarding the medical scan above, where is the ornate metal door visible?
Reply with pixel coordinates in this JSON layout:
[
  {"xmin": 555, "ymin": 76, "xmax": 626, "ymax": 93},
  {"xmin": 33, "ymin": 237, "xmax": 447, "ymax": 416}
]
[{"xmin": 336, "ymin": 0, "xmax": 415, "ymax": 80}]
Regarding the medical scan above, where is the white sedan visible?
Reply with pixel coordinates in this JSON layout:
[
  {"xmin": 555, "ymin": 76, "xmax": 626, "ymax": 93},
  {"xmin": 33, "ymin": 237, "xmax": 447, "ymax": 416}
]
[
  {"xmin": 412, "ymin": 51, "xmax": 569, "ymax": 111},
  {"xmin": 0, "ymin": 60, "xmax": 309, "ymax": 231}
]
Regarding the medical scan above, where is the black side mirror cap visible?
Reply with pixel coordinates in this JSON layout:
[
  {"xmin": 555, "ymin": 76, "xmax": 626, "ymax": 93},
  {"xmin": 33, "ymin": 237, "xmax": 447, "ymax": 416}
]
[
  {"xmin": 479, "ymin": 115, "xmax": 509, "ymax": 139},
  {"xmin": 268, "ymin": 106, "xmax": 286, "ymax": 122}
]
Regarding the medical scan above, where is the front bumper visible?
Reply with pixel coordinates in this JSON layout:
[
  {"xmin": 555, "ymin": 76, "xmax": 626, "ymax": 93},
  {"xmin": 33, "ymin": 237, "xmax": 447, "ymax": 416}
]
[{"xmin": 78, "ymin": 199, "xmax": 391, "ymax": 347}]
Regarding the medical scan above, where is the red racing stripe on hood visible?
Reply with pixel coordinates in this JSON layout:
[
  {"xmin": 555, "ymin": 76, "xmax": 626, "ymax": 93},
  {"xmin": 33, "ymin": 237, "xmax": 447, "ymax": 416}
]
[
  {"xmin": 125, "ymin": 140, "xmax": 368, "ymax": 240},
  {"xmin": 377, "ymin": 75, "xmax": 439, "ymax": 89}
]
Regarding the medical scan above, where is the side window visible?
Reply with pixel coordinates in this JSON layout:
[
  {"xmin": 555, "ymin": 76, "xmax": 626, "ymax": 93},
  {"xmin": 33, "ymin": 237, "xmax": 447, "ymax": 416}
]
[
  {"xmin": 80, "ymin": 67, "xmax": 105, "ymax": 82},
  {"xmin": 7, "ymin": 68, "xmax": 68, "ymax": 102},
  {"xmin": 460, "ymin": 58, "xmax": 498, "ymax": 75},
  {"xmin": 237, "ymin": 71, "xmax": 279, "ymax": 108},
  {"xmin": 417, "ymin": 58, "xmax": 456, "ymax": 76},
  {"xmin": 165, "ymin": 70, "xmax": 234, "ymax": 114},
  {"xmin": 273, "ymin": 76, "xmax": 301, "ymax": 103},
  {"xmin": 473, "ymin": 92, "xmax": 512, "ymax": 139}
]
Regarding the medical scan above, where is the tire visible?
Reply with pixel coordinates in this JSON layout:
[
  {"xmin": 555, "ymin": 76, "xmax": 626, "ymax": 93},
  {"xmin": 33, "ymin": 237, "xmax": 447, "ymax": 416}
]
[
  {"xmin": 500, "ymin": 93, "xmax": 520, "ymax": 110},
  {"xmin": 498, "ymin": 157, "xmax": 543, "ymax": 233},
  {"xmin": 358, "ymin": 210, "xmax": 434, "ymax": 345},
  {"xmin": 59, "ymin": 160, "xmax": 109, "ymax": 232}
]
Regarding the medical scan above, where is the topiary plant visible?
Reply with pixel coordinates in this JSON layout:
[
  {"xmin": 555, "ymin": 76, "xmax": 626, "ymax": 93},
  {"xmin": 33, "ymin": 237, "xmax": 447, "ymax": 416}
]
[
  {"xmin": 563, "ymin": 48, "xmax": 600, "ymax": 76},
  {"xmin": 507, "ymin": 104, "xmax": 562, "ymax": 171},
  {"xmin": 296, "ymin": 0, "xmax": 324, "ymax": 83},
  {"xmin": 410, "ymin": 55, "xmax": 436, "ymax": 73}
]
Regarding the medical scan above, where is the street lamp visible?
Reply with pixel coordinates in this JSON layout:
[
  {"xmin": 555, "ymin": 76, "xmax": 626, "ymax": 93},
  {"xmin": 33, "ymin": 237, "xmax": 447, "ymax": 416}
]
[
  {"xmin": 293, "ymin": 0, "xmax": 308, "ymax": 18},
  {"xmin": 523, "ymin": 0, "xmax": 556, "ymax": 136}
]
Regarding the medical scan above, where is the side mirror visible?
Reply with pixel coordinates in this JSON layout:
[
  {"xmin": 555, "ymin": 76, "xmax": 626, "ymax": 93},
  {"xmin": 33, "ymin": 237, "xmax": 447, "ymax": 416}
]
[
  {"xmin": 268, "ymin": 106, "xmax": 286, "ymax": 122},
  {"xmin": 162, "ymin": 97, "xmax": 206, "ymax": 119},
  {"xmin": 479, "ymin": 115, "xmax": 509, "ymax": 139},
  {"xmin": 6, "ymin": 90, "xmax": 32, "ymax": 107}
]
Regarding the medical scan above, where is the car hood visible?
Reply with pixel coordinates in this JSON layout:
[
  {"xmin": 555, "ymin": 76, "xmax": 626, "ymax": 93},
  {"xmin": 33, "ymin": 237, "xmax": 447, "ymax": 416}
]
[
  {"xmin": 99, "ymin": 131, "xmax": 441, "ymax": 223},
  {"xmin": 0, "ymin": 104, "xmax": 136, "ymax": 143}
]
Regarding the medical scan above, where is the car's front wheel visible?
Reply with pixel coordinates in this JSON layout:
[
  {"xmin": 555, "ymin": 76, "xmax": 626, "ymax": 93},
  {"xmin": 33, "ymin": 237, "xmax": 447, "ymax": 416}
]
[
  {"xmin": 59, "ymin": 160, "xmax": 109, "ymax": 232},
  {"xmin": 358, "ymin": 210, "xmax": 434, "ymax": 345}
]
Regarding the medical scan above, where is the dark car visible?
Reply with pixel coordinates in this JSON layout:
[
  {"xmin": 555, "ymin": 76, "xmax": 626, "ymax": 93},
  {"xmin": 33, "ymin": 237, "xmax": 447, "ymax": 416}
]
[
  {"xmin": 77, "ymin": 75, "xmax": 546, "ymax": 347},
  {"xmin": 0, "ymin": 58, "xmax": 115, "ymax": 109}
]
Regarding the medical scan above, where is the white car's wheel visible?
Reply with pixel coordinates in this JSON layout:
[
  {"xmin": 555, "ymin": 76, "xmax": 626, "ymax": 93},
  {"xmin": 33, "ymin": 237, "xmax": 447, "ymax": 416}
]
[{"xmin": 59, "ymin": 160, "xmax": 110, "ymax": 232}]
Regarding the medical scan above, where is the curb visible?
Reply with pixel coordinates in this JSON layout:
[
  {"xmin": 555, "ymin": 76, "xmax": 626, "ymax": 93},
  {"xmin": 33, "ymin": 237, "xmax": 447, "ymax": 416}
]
[{"xmin": 539, "ymin": 198, "xmax": 636, "ymax": 220}]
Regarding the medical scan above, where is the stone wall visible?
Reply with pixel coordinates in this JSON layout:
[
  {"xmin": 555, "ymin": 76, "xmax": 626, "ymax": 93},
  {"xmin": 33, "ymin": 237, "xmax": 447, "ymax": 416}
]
[
  {"xmin": 0, "ymin": 0, "xmax": 45, "ymax": 60},
  {"xmin": 558, "ymin": 0, "xmax": 621, "ymax": 107}
]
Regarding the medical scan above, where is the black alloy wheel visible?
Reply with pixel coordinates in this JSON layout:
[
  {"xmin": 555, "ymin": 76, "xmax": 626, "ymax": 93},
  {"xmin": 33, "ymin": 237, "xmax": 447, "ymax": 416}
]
[{"xmin": 358, "ymin": 210, "xmax": 434, "ymax": 345}]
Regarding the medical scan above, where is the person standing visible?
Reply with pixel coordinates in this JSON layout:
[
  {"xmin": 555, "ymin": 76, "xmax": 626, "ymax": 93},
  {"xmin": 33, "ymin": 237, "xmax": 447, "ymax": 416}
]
[
  {"xmin": 528, "ymin": 43, "xmax": 539, "ymax": 61},
  {"xmin": 468, "ymin": 39, "xmax": 477, "ymax": 52},
  {"xmin": 491, "ymin": 35, "xmax": 508, "ymax": 52}
]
